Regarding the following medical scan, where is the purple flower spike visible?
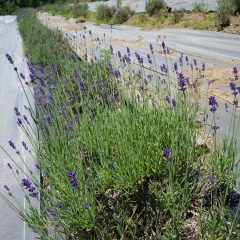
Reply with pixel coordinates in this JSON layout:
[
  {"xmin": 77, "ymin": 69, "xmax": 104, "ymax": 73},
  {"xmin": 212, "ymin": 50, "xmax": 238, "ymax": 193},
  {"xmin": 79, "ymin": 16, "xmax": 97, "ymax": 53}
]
[
  {"xmin": 229, "ymin": 82, "xmax": 238, "ymax": 96},
  {"xmin": 67, "ymin": 170, "xmax": 76, "ymax": 178},
  {"xmin": 21, "ymin": 178, "xmax": 32, "ymax": 189},
  {"xmin": 17, "ymin": 118, "xmax": 23, "ymax": 126},
  {"xmin": 117, "ymin": 51, "xmax": 121, "ymax": 59},
  {"xmin": 135, "ymin": 52, "xmax": 143, "ymax": 65},
  {"xmin": 4, "ymin": 185, "xmax": 9, "ymax": 191},
  {"xmin": 174, "ymin": 62, "xmax": 178, "ymax": 72},
  {"xmin": 212, "ymin": 124, "xmax": 220, "ymax": 132},
  {"xmin": 114, "ymin": 69, "xmax": 121, "ymax": 79},
  {"xmin": 35, "ymin": 164, "xmax": 41, "ymax": 170},
  {"xmin": 208, "ymin": 174, "xmax": 216, "ymax": 184},
  {"xmin": 165, "ymin": 96, "xmax": 170, "ymax": 104},
  {"xmin": 127, "ymin": 46, "xmax": 130, "ymax": 56},
  {"xmin": 22, "ymin": 141, "xmax": 28, "ymax": 150},
  {"xmin": 29, "ymin": 191, "xmax": 38, "ymax": 198},
  {"xmin": 110, "ymin": 45, "xmax": 113, "ymax": 55},
  {"xmin": 79, "ymin": 81, "xmax": 87, "ymax": 96},
  {"xmin": 124, "ymin": 54, "xmax": 131, "ymax": 64},
  {"xmin": 23, "ymin": 115, "xmax": 30, "ymax": 125},
  {"xmin": 163, "ymin": 147, "xmax": 170, "ymax": 159},
  {"xmin": 233, "ymin": 100, "xmax": 238, "ymax": 106},
  {"xmin": 83, "ymin": 202, "xmax": 91, "ymax": 209},
  {"xmin": 149, "ymin": 43, "xmax": 154, "ymax": 53},
  {"xmin": 108, "ymin": 161, "xmax": 115, "ymax": 171},
  {"xmin": 172, "ymin": 99, "xmax": 176, "ymax": 108},
  {"xmin": 190, "ymin": 63, "xmax": 193, "ymax": 70},
  {"xmin": 162, "ymin": 41, "xmax": 166, "ymax": 52},
  {"xmin": 67, "ymin": 170, "xmax": 79, "ymax": 189},
  {"xmin": 178, "ymin": 73, "xmax": 187, "ymax": 91},
  {"xmin": 42, "ymin": 115, "xmax": 51, "ymax": 124},
  {"xmin": 208, "ymin": 96, "xmax": 218, "ymax": 113},
  {"xmin": 20, "ymin": 73, "xmax": 25, "ymax": 80},
  {"xmin": 14, "ymin": 107, "xmax": 21, "ymax": 116},
  {"xmin": 56, "ymin": 201, "xmax": 63, "ymax": 208},
  {"xmin": 6, "ymin": 54, "xmax": 14, "ymax": 64},
  {"xmin": 179, "ymin": 56, "xmax": 183, "ymax": 66},
  {"xmin": 8, "ymin": 140, "xmax": 16, "ymax": 149},
  {"xmin": 21, "ymin": 178, "xmax": 38, "ymax": 197},
  {"xmin": 225, "ymin": 103, "xmax": 229, "ymax": 112},
  {"xmin": 229, "ymin": 82, "xmax": 236, "ymax": 91},
  {"xmin": 47, "ymin": 208, "xmax": 57, "ymax": 218},
  {"xmin": 233, "ymin": 66, "xmax": 238, "ymax": 75},
  {"xmin": 7, "ymin": 163, "xmax": 12, "ymax": 169}
]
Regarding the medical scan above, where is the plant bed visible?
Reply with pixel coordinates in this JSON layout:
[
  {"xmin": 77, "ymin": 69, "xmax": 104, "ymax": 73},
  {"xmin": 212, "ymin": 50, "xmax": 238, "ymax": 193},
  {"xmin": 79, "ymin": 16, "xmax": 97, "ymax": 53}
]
[{"xmin": 1, "ymin": 9, "xmax": 240, "ymax": 240}]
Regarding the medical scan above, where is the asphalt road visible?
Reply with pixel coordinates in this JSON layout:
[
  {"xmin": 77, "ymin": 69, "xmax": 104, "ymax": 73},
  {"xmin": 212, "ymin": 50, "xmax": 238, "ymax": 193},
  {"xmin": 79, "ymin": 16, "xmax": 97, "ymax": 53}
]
[{"xmin": 88, "ymin": 0, "xmax": 218, "ymax": 12}]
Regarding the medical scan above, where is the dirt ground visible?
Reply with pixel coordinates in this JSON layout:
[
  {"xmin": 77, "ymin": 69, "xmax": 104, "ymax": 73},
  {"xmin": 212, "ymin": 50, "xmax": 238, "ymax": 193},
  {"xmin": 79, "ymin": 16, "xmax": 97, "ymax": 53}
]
[{"xmin": 126, "ymin": 12, "xmax": 240, "ymax": 35}]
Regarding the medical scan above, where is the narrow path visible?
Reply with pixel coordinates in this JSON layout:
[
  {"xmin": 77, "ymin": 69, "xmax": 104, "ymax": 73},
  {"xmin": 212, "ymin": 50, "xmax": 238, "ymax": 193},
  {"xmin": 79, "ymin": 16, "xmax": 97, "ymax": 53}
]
[{"xmin": 0, "ymin": 16, "xmax": 37, "ymax": 240}]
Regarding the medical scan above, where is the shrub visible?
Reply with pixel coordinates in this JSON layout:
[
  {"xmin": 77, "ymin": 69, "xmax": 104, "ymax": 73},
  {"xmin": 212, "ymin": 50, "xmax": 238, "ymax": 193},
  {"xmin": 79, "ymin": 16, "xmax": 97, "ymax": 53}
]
[
  {"xmin": 145, "ymin": 0, "xmax": 166, "ymax": 15},
  {"xmin": 113, "ymin": 6, "xmax": 132, "ymax": 24},
  {"xmin": 72, "ymin": 3, "xmax": 89, "ymax": 18},
  {"xmin": 217, "ymin": 0, "xmax": 240, "ymax": 15},
  {"xmin": 215, "ymin": 0, "xmax": 240, "ymax": 29},
  {"xmin": 2, "ymin": 8, "xmax": 240, "ymax": 240},
  {"xmin": 96, "ymin": 4, "xmax": 114, "ymax": 21},
  {"xmin": 96, "ymin": 4, "xmax": 131, "ymax": 23},
  {"xmin": 172, "ymin": 10, "xmax": 184, "ymax": 24},
  {"xmin": 0, "ymin": 0, "xmax": 17, "ymax": 15}
]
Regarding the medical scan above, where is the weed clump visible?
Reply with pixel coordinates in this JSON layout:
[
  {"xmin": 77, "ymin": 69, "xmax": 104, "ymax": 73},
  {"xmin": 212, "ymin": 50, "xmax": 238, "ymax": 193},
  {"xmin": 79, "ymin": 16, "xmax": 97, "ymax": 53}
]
[
  {"xmin": 96, "ymin": 3, "xmax": 132, "ymax": 24},
  {"xmin": 145, "ymin": 0, "xmax": 166, "ymax": 15},
  {"xmin": 96, "ymin": 4, "xmax": 115, "ymax": 22},
  {"xmin": 72, "ymin": 3, "xmax": 89, "ymax": 18},
  {"xmin": 216, "ymin": 0, "xmax": 240, "ymax": 29}
]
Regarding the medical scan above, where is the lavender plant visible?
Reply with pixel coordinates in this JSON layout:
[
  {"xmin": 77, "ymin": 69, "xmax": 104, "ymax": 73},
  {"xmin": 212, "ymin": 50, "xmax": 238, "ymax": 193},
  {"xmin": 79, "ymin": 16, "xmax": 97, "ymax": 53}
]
[{"xmin": 1, "ymin": 9, "xmax": 239, "ymax": 239}]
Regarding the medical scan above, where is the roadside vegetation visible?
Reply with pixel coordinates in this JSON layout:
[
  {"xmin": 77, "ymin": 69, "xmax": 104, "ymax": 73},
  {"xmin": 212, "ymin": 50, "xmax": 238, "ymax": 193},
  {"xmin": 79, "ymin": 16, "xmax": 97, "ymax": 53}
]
[
  {"xmin": 1, "ymin": 8, "xmax": 239, "ymax": 239},
  {"xmin": 0, "ymin": 0, "xmax": 81, "ymax": 15},
  {"xmin": 38, "ymin": 0, "xmax": 240, "ymax": 34}
]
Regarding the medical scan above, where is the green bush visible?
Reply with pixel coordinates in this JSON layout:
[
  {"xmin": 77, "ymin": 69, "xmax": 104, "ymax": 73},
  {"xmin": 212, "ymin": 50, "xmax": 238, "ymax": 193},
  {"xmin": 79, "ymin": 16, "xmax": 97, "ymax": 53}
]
[
  {"xmin": 96, "ymin": 4, "xmax": 131, "ymax": 24},
  {"xmin": 96, "ymin": 4, "xmax": 114, "ymax": 21},
  {"xmin": 216, "ymin": 0, "xmax": 240, "ymax": 29},
  {"xmin": 145, "ymin": 0, "xmax": 166, "ymax": 15},
  {"xmin": 0, "ymin": 0, "xmax": 17, "ymax": 15},
  {"xmin": 72, "ymin": 3, "xmax": 89, "ymax": 18},
  {"xmin": 217, "ymin": 0, "xmax": 240, "ymax": 15},
  {"xmin": 113, "ymin": 6, "xmax": 131, "ymax": 24}
]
